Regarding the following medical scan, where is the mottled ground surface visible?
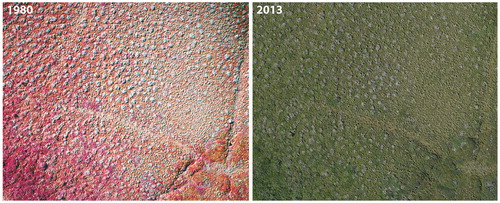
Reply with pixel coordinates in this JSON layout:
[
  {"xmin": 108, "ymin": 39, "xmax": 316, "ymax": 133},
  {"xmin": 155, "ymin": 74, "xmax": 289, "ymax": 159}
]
[
  {"xmin": 3, "ymin": 2, "xmax": 248, "ymax": 200},
  {"xmin": 254, "ymin": 3, "xmax": 496, "ymax": 200}
]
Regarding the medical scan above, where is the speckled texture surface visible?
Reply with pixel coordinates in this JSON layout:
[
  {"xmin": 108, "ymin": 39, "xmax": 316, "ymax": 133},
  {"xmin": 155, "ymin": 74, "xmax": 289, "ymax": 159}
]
[
  {"xmin": 3, "ymin": 2, "xmax": 248, "ymax": 200},
  {"xmin": 253, "ymin": 3, "xmax": 496, "ymax": 200}
]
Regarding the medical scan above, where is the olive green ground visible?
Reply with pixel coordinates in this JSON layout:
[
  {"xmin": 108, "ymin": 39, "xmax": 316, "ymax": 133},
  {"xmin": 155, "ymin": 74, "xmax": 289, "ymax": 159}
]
[{"xmin": 253, "ymin": 3, "xmax": 497, "ymax": 200}]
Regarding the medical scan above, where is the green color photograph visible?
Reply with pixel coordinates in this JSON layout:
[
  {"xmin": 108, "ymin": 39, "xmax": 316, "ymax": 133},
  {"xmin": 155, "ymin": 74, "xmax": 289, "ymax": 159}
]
[{"xmin": 253, "ymin": 3, "xmax": 497, "ymax": 200}]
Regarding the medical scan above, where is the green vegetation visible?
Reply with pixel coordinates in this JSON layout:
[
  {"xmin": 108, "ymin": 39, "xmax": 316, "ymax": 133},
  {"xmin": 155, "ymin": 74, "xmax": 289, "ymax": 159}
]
[{"xmin": 253, "ymin": 3, "xmax": 497, "ymax": 200}]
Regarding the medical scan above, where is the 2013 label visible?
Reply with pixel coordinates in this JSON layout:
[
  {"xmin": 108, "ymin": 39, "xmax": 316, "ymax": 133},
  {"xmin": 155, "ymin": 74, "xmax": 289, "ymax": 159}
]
[
  {"xmin": 7, "ymin": 5, "xmax": 33, "ymax": 15},
  {"xmin": 256, "ymin": 5, "xmax": 282, "ymax": 15}
]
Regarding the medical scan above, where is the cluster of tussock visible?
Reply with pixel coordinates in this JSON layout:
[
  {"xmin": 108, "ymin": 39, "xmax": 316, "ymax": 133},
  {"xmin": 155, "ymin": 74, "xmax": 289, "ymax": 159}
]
[{"xmin": 254, "ymin": 3, "xmax": 496, "ymax": 200}]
